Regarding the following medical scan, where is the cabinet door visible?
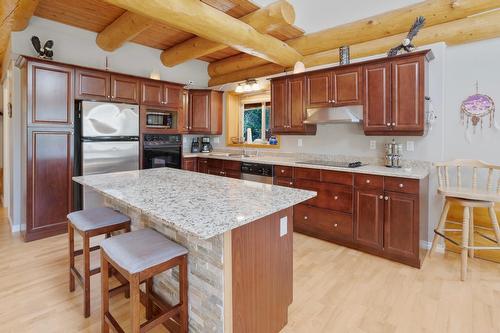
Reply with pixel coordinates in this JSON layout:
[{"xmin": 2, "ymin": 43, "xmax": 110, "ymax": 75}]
[
  {"xmin": 271, "ymin": 78, "xmax": 287, "ymax": 132},
  {"xmin": 178, "ymin": 89, "xmax": 190, "ymax": 133},
  {"xmin": 198, "ymin": 158, "xmax": 208, "ymax": 173},
  {"xmin": 27, "ymin": 61, "xmax": 74, "ymax": 126},
  {"xmin": 141, "ymin": 80, "xmax": 163, "ymax": 107},
  {"xmin": 111, "ymin": 74, "xmax": 139, "ymax": 104},
  {"xmin": 163, "ymin": 84, "xmax": 182, "ymax": 109},
  {"xmin": 363, "ymin": 63, "xmax": 391, "ymax": 133},
  {"xmin": 306, "ymin": 71, "xmax": 331, "ymax": 108},
  {"xmin": 391, "ymin": 57, "xmax": 424, "ymax": 133},
  {"xmin": 384, "ymin": 191, "xmax": 419, "ymax": 260},
  {"xmin": 182, "ymin": 157, "xmax": 197, "ymax": 171},
  {"xmin": 75, "ymin": 68, "xmax": 110, "ymax": 101},
  {"xmin": 333, "ymin": 67, "xmax": 362, "ymax": 105},
  {"xmin": 354, "ymin": 188, "xmax": 384, "ymax": 250},
  {"xmin": 26, "ymin": 128, "xmax": 73, "ymax": 241},
  {"xmin": 189, "ymin": 91, "xmax": 211, "ymax": 133},
  {"xmin": 288, "ymin": 76, "xmax": 307, "ymax": 131}
]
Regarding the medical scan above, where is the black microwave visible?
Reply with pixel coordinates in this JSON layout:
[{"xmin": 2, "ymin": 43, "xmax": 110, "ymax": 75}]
[{"xmin": 146, "ymin": 112, "xmax": 173, "ymax": 128}]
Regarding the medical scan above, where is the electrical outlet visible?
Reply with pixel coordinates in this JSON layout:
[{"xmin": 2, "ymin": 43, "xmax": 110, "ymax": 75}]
[
  {"xmin": 298, "ymin": 139, "xmax": 303, "ymax": 147},
  {"xmin": 280, "ymin": 216, "xmax": 288, "ymax": 237},
  {"xmin": 406, "ymin": 141, "xmax": 415, "ymax": 152},
  {"xmin": 370, "ymin": 140, "xmax": 377, "ymax": 150},
  {"xmin": 213, "ymin": 137, "xmax": 220, "ymax": 144}
]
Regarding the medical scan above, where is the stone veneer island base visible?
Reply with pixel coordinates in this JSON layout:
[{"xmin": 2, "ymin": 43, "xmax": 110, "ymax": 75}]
[{"xmin": 74, "ymin": 168, "xmax": 315, "ymax": 332}]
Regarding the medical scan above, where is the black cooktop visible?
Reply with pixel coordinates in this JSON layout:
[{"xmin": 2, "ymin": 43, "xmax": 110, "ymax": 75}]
[{"xmin": 296, "ymin": 160, "xmax": 365, "ymax": 168}]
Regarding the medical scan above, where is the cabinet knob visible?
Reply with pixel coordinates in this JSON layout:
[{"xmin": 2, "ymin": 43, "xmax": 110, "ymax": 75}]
[
  {"xmin": 392, "ymin": 122, "xmax": 396, "ymax": 126},
  {"xmin": 333, "ymin": 195, "xmax": 339, "ymax": 200},
  {"xmin": 366, "ymin": 179, "xmax": 371, "ymax": 184},
  {"xmin": 289, "ymin": 182, "xmax": 293, "ymax": 185},
  {"xmin": 111, "ymin": 96, "xmax": 115, "ymax": 99},
  {"xmin": 386, "ymin": 123, "xmax": 391, "ymax": 127},
  {"xmin": 304, "ymin": 216, "xmax": 308, "ymax": 220},
  {"xmin": 334, "ymin": 223, "xmax": 338, "ymax": 228},
  {"xmin": 331, "ymin": 99, "xmax": 335, "ymax": 103},
  {"xmin": 379, "ymin": 195, "xmax": 383, "ymax": 199},
  {"xmin": 107, "ymin": 95, "xmax": 111, "ymax": 98},
  {"xmin": 399, "ymin": 183, "xmax": 404, "ymax": 188},
  {"xmin": 384, "ymin": 196, "xmax": 389, "ymax": 200},
  {"xmin": 281, "ymin": 169, "xmax": 285, "ymax": 173}
]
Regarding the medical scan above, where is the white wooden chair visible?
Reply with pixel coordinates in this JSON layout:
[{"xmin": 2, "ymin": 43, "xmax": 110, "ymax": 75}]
[{"xmin": 430, "ymin": 159, "xmax": 500, "ymax": 281}]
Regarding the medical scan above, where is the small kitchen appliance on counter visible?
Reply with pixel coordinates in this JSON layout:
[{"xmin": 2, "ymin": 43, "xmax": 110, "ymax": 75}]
[
  {"xmin": 191, "ymin": 137, "xmax": 201, "ymax": 153},
  {"xmin": 385, "ymin": 139, "xmax": 403, "ymax": 168},
  {"xmin": 200, "ymin": 137, "xmax": 213, "ymax": 153}
]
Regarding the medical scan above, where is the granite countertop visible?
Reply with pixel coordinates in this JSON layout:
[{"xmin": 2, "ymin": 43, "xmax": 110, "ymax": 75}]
[
  {"xmin": 183, "ymin": 152, "xmax": 430, "ymax": 180},
  {"xmin": 73, "ymin": 168, "xmax": 316, "ymax": 239}
]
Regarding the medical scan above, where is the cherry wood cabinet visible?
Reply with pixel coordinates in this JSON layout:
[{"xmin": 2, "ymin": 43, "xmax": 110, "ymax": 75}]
[
  {"xmin": 188, "ymin": 90, "xmax": 223, "ymax": 135},
  {"xmin": 197, "ymin": 158, "xmax": 208, "ymax": 173},
  {"xmin": 204, "ymin": 158, "xmax": 241, "ymax": 178},
  {"xmin": 354, "ymin": 187, "xmax": 384, "ymax": 251},
  {"xmin": 305, "ymin": 71, "xmax": 331, "ymax": 108},
  {"xmin": 178, "ymin": 89, "xmax": 190, "ymax": 133},
  {"xmin": 182, "ymin": 157, "xmax": 197, "ymax": 172},
  {"xmin": 271, "ymin": 76, "xmax": 316, "ymax": 135},
  {"xmin": 363, "ymin": 51, "xmax": 430, "ymax": 135},
  {"xmin": 140, "ymin": 80, "xmax": 182, "ymax": 108},
  {"xmin": 76, "ymin": 69, "xmax": 140, "ymax": 104}
]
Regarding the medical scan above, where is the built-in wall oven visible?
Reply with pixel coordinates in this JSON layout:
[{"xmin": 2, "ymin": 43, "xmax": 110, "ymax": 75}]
[{"xmin": 143, "ymin": 134, "xmax": 182, "ymax": 169}]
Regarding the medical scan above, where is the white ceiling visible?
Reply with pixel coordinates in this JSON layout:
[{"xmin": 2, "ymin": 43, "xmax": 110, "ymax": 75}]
[{"xmin": 253, "ymin": 0, "xmax": 423, "ymax": 34}]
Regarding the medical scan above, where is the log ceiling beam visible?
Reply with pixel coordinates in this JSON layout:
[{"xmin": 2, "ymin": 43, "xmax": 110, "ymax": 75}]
[
  {"xmin": 0, "ymin": 0, "xmax": 21, "ymax": 79},
  {"xmin": 11, "ymin": 0, "xmax": 39, "ymax": 31},
  {"xmin": 96, "ymin": 11, "xmax": 153, "ymax": 52},
  {"xmin": 207, "ymin": 0, "xmax": 500, "ymax": 78},
  {"xmin": 208, "ymin": 9, "xmax": 500, "ymax": 87},
  {"xmin": 160, "ymin": 0, "xmax": 295, "ymax": 67},
  {"xmin": 103, "ymin": 0, "xmax": 303, "ymax": 67}
]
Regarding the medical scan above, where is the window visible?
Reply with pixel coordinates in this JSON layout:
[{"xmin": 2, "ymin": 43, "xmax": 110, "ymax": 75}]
[{"xmin": 242, "ymin": 102, "xmax": 271, "ymax": 143}]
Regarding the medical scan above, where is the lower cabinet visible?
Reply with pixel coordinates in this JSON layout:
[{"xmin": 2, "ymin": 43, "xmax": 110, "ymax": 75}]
[
  {"xmin": 25, "ymin": 128, "xmax": 74, "ymax": 241},
  {"xmin": 197, "ymin": 158, "xmax": 241, "ymax": 179},
  {"xmin": 182, "ymin": 157, "xmax": 197, "ymax": 172},
  {"xmin": 294, "ymin": 204, "xmax": 353, "ymax": 243},
  {"xmin": 353, "ymin": 187, "xmax": 384, "ymax": 251}
]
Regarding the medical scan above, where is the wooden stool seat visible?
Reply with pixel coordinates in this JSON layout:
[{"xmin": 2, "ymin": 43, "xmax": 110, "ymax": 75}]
[
  {"xmin": 430, "ymin": 159, "xmax": 500, "ymax": 281},
  {"xmin": 67, "ymin": 207, "xmax": 131, "ymax": 317},
  {"xmin": 100, "ymin": 228, "xmax": 189, "ymax": 333}
]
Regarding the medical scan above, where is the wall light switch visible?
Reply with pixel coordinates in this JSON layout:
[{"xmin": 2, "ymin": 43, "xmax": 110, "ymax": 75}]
[
  {"xmin": 214, "ymin": 137, "xmax": 220, "ymax": 144},
  {"xmin": 298, "ymin": 139, "xmax": 303, "ymax": 147},
  {"xmin": 280, "ymin": 217, "xmax": 288, "ymax": 237},
  {"xmin": 370, "ymin": 140, "xmax": 377, "ymax": 150},
  {"xmin": 406, "ymin": 141, "xmax": 415, "ymax": 152}
]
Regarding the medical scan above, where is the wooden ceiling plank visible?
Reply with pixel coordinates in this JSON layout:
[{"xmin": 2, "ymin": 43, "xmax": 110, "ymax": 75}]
[
  {"xmin": 96, "ymin": 11, "xmax": 153, "ymax": 51},
  {"xmin": 102, "ymin": 0, "xmax": 302, "ymax": 67},
  {"xmin": 208, "ymin": 0, "xmax": 500, "ymax": 77},
  {"xmin": 160, "ymin": 0, "xmax": 296, "ymax": 67},
  {"xmin": 208, "ymin": 9, "xmax": 500, "ymax": 86}
]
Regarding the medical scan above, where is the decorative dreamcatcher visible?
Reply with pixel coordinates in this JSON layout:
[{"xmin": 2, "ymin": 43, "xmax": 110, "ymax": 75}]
[{"xmin": 460, "ymin": 82, "xmax": 498, "ymax": 141}]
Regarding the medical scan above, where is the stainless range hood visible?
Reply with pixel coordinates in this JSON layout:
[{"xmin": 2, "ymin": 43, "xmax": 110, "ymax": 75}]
[{"xmin": 303, "ymin": 105, "xmax": 363, "ymax": 124}]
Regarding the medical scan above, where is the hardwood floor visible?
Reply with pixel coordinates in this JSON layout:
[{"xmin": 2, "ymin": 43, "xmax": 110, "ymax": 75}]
[{"xmin": 1, "ymin": 207, "xmax": 499, "ymax": 332}]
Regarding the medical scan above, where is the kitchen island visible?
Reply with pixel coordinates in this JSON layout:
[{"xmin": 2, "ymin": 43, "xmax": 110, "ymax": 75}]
[{"xmin": 73, "ymin": 168, "xmax": 316, "ymax": 333}]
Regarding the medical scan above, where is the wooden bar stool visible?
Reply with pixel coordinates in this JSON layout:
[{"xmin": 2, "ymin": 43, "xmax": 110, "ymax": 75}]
[
  {"xmin": 100, "ymin": 228, "xmax": 189, "ymax": 333},
  {"xmin": 430, "ymin": 160, "xmax": 500, "ymax": 280},
  {"xmin": 67, "ymin": 207, "xmax": 131, "ymax": 317}
]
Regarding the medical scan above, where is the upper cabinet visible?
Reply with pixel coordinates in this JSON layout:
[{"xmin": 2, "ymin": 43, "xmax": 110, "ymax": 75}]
[
  {"xmin": 75, "ymin": 68, "xmax": 139, "ymax": 104},
  {"xmin": 26, "ymin": 61, "xmax": 75, "ymax": 127},
  {"xmin": 306, "ymin": 67, "xmax": 363, "ymax": 109},
  {"xmin": 141, "ymin": 80, "xmax": 182, "ymax": 109},
  {"xmin": 363, "ymin": 52, "xmax": 429, "ymax": 136},
  {"xmin": 271, "ymin": 75, "xmax": 316, "ymax": 135},
  {"xmin": 188, "ymin": 90, "xmax": 223, "ymax": 135}
]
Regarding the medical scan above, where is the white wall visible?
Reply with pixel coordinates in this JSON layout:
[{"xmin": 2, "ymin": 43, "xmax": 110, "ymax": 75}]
[{"xmin": 6, "ymin": 18, "xmax": 211, "ymax": 230}]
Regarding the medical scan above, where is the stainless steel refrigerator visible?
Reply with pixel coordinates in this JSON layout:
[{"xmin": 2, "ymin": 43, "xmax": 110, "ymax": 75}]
[{"xmin": 80, "ymin": 101, "xmax": 139, "ymax": 209}]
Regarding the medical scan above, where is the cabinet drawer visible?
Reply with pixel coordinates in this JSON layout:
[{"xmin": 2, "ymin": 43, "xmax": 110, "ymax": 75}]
[
  {"xmin": 223, "ymin": 160, "xmax": 241, "ymax": 171},
  {"xmin": 294, "ymin": 179, "xmax": 352, "ymax": 213},
  {"xmin": 207, "ymin": 158, "xmax": 223, "ymax": 168},
  {"xmin": 294, "ymin": 167, "xmax": 321, "ymax": 181},
  {"xmin": 294, "ymin": 204, "xmax": 353, "ymax": 242},
  {"xmin": 321, "ymin": 170, "xmax": 353, "ymax": 186},
  {"xmin": 275, "ymin": 165, "xmax": 293, "ymax": 178},
  {"xmin": 224, "ymin": 170, "xmax": 241, "ymax": 179},
  {"xmin": 354, "ymin": 174, "xmax": 384, "ymax": 189},
  {"xmin": 274, "ymin": 177, "xmax": 294, "ymax": 188},
  {"xmin": 384, "ymin": 177, "xmax": 419, "ymax": 194}
]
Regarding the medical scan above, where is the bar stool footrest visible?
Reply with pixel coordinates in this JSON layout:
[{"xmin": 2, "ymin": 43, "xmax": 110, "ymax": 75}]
[{"xmin": 104, "ymin": 312, "xmax": 125, "ymax": 333}]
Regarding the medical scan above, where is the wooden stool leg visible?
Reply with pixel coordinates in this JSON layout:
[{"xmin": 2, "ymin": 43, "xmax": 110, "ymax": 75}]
[
  {"xmin": 68, "ymin": 223, "xmax": 75, "ymax": 292},
  {"xmin": 179, "ymin": 255, "xmax": 189, "ymax": 333},
  {"xmin": 83, "ymin": 233, "xmax": 91, "ymax": 317},
  {"xmin": 146, "ymin": 277, "xmax": 153, "ymax": 320},
  {"xmin": 489, "ymin": 206, "xmax": 500, "ymax": 244},
  {"xmin": 469, "ymin": 208, "xmax": 474, "ymax": 258},
  {"xmin": 101, "ymin": 251, "xmax": 110, "ymax": 333},
  {"xmin": 430, "ymin": 200, "xmax": 450, "ymax": 257},
  {"xmin": 461, "ymin": 207, "xmax": 470, "ymax": 281},
  {"xmin": 130, "ymin": 274, "xmax": 141, "ymax": 333}
]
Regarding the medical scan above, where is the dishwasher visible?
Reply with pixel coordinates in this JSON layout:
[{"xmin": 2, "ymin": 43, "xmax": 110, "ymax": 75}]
[{"xmin": 240, "ymin": 162, "xmax": 274, "ymax": 184}]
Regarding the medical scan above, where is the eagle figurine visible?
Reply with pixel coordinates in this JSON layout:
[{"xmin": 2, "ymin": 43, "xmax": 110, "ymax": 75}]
[
  {"xmin": 387, "ymin": 16, "xmax": 425, "ymax": 57},
  {"xmin": 31, "ymin": 36, "xmax": 54, "ymax": 59}
]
